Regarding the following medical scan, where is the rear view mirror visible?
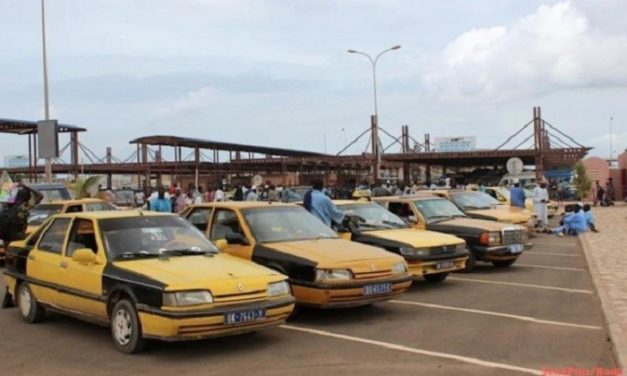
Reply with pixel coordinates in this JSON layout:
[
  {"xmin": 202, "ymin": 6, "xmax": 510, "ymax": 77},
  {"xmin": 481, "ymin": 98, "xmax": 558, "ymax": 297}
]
[
  {"xmin": 225, "ymin": 233, "xmax": 249, "ymax": 245},
  {"xmin": 72, "ymin": 248, "xmax": 97, "ymax": 264}
]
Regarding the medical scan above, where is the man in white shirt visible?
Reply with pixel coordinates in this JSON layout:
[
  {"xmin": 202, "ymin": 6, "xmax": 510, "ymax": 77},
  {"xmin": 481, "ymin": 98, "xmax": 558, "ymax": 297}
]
[
  {"xmin": 214, "ymin": 186, "xmax": 225, "ymax": 202},
  {"xmin": 533, "ymin": 181, "xmax": 549, "ymax": 229}
]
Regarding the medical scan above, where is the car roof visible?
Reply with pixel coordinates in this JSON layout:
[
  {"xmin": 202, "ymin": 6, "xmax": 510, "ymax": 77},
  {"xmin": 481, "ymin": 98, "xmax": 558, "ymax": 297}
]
[
  {"xmin": 372, "ymin": 195, "xmax": 447, "ymax": 202},
  {"xmin": 188, "ymin": 201, "xmax": 298, "ymax": 209},
  {"xmin": 54, "ymin": 210, "xmax": 170, "ymax": 220},
  {"xmin": 39, "ymin": 198, "xmax": 107, "ymax": 206}
]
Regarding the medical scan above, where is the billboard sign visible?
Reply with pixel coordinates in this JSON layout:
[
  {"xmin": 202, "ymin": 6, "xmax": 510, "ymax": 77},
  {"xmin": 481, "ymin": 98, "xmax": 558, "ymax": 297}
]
[
  {"xmin": 37, "ymin": 119, "xmax": 59, "ymax": 159},
  {"xmin": 434, "ymin": 136, "xmax": 476, "ymax": 152}
]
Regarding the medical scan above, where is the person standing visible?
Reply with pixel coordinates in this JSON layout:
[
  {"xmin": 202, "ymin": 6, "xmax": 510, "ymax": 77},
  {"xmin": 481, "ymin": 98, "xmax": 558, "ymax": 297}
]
[
  {"xmin": 304, "ymin": 179, "xmax": 344, "ymax": 227},
  {"xmin": 510, "ymin": 181, "xmax": 526, "ymax": 208},
  {"xmin": 150, "ymin": 187, "xmax": 172, "ymax": 213},
  {"xmin": 214, "ymin": 185, "xmax": 225, "ymax": 202},
  {"xmin": 533, "ymin": 181, "xmax": 549, "ymax": 229},
  {"xmin": 593, "ymin": 180, "xmax": 602, "ymax": 207},
  {"xmin": 1, "ymin": 186, "xmax": 42, "ymax": 247}
]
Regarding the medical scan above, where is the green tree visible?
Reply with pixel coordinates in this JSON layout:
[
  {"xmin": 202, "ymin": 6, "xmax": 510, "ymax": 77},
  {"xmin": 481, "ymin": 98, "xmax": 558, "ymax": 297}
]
[
  {"xmin": 67, "ymin": 176, "xmax": 101, "ymax": 199},
  {"xmin": 572, "ymin": 162, "xmax": 592, "ymax": 201}
]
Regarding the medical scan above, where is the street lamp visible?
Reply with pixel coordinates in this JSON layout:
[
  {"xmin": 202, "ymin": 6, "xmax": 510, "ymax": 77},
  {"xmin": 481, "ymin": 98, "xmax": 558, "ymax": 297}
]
[
  {"xmin": 41, "ymin": 0, "xmax": 52, "ymax": 183},
  {"xmin": 348, "ymin": 45, "xmax": 401, "ymax": 181},
  {"xmin": 609, "ymin": 116, "xmax": 614, "ymax": 162}
]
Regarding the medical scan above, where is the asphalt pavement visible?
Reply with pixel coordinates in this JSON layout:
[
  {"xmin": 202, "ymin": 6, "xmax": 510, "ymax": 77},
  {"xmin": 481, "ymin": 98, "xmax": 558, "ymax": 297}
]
[{"xmin": 0, "ymin": 231, "xmax": 618, "ymax": 376}]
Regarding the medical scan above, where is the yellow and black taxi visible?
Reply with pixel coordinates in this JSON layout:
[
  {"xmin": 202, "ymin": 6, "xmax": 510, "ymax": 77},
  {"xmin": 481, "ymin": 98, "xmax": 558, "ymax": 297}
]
[
  {"xmin": 26, "ymin": 198, "xmax": 117, "ymax": 235},
  {"xmin": 373, "ymin": 196, "xmax": 532, "ymax": 271},
  {"xmin": 181, "ymin": 202, "xmax": 412, "ymax": 308},
  {"xmin": 333, "ymin": 200, "xmax": 468, "ymax": 283},
  {"xmin": 2, "ymin": 211, "xmax": 294, "ymax": 353},
  {"xmin": 419, "ymin": 190, "xmax": 534, "ymax": 228}
]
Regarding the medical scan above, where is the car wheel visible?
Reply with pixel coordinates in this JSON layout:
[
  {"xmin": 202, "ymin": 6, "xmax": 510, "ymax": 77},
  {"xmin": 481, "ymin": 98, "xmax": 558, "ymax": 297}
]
[
  {"xmin": 17, "ymin": 282, "xmax": 45, "ymax": 323},
  {"xmin": 492, "ymin": 259, "xmax": 517, "ymax": 268},
  {"xmin": 423, "ymin": 272, "xmax": 449, "ymax": 283},
  {"xmin": 461, "ymin": 250, "xmax": 477, "ymax": 273},
  {"xmin": 110, "ymin": 299, "xmax": 146, "ymax": 354}
]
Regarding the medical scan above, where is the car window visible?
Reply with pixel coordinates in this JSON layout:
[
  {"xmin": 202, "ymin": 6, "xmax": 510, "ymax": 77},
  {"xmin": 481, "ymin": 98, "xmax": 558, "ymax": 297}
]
[
  {"xmin": 210, "ymin": 209, "xmax": 244, "ymax": 241},
  {"xmin": 27, "ymin": 204, "xmax": 63, "ymax": 225},
  {"xmin": 66, "ymin": 219, "xmax": 98, "ymax": 257},
  {"xmin": 85, "ymin": 203, "xmax": 114, "ymax": 212},
  {"xmin": 187, "ymin": 208, "xmax": 212, "ymax": 232},
  {"xmin": 66, "ymin": 205, "xmax": 83, "ymax": 213},
  {"xmin": 387, "ymin": 202, "xmax": 413, "ymax": 219},
  {"xmin": 38, "ymin": 218, "xmax": 71, "ymax": 254}
]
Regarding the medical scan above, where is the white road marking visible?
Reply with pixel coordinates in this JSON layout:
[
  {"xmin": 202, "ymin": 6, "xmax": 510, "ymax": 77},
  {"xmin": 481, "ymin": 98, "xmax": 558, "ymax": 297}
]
[
  {"xmin": 525, "ymin": 251, "xmax": 581, "ymax": 257},
  {"xmin": 390, "ymin": 300, "xmax": 602, "ymax": 330},
  {"xmin": 281, "ymin": 324, "xmax": 542, "ymax": 375},
  {"xmin": 447, "ymin": 277, "xmax": 594, "ymax": 294},
  {"xmin": 516, "ymin": 264, "xmax": 586, "ymax": 272}
]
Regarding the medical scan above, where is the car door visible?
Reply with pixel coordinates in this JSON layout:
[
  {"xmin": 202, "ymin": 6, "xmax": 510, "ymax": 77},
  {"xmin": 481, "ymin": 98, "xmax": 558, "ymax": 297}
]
[
  {"xmin": 27, "ymin": 217, "xmax": 72, "ymax": 305},
  {"xmin": 58, "ymin": 217, "xmax": 107, "ymax": 319},
  {"xmin": 208, "ymin": 208, "xmax": 254, "ymax": 260}
]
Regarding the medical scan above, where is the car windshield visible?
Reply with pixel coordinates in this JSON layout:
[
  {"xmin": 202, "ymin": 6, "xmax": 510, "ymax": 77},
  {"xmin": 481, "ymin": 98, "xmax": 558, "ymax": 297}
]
[
  {"xmin": 451, "ymin": 192, "xmax": 497, "ymax": 210},
  {"xmin": 338, "ymin": 203, "xmax": 408, "ymax": 231},
  {"xmin": 27, "ymin": 204, "xmax": 63, "ymax": 225},
  {"xmin": 243, "ymin": 206, "xmax": 338, "ymax": 243},
  {"xmin": 100, "ymin": 216, "xmax": 218, "ymax": 260},
  {"xmin": 414, "ymin": 199, "xmax": 466, "ymax": 223}
]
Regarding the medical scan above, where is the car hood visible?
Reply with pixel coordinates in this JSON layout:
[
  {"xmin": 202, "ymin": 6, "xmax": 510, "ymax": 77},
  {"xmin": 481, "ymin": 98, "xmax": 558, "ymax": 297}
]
[
  {"xmin": 429, "ymin": 217, "xmax": 523, "ymax": 233},
  {"xmin": 466, "ymin": 209, "xmax": 530, "ymax": 224},
  {"xmin": 264, "ymin": 238, "xmax": 403, "ymax": 270},
  {"xmin": 357, "ymin": 228, "xmax": 464, "ymax": 248},
  {"xmin": 112, "ymin": 253, "xmax": 285, "ymax": 294}
]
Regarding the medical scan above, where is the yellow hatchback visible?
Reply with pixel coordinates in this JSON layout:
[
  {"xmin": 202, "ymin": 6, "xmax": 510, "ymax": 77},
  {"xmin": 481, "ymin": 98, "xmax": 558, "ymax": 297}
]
[
  {"xmin": 2, "ymin": 211, "xmax": 294, "ymax": 353},
  {"xmin": 181, "ymin": 202, "xmax": 412, "ymax": 308}
]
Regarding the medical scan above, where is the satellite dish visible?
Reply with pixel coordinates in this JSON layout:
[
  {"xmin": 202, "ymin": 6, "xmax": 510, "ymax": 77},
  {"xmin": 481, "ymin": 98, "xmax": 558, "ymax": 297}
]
[
  {"xmin": 252, "ymin": 175, "xmax": 263, "ymax": 187},
  {"xmin": 506, "ymin": 157, "xmax": 524, "ymax": 175}
]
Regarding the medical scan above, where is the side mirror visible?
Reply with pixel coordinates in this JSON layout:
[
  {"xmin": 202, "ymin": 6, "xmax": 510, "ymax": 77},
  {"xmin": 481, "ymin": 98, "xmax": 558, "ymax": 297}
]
[
  {"xmin": 72, "ymin": 248, "xmax": 97, "ymax": 264},
  {"xmin": 225, "ymin": 233, "xmax": 249, "ymax": 245},
  {"xmin": 407, "ymin": 215, "xmax": 418, "ymax": 224},
  {"xmin": 214, "ymin": 239, "xmax": 228, "ymax": 251}
]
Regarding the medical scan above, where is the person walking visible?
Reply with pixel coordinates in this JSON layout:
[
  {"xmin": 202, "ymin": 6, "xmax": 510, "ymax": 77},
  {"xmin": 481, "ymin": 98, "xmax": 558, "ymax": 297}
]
[
  {"xmin": 304, "ymin": 179, "xmax": 344, "ymax": 227},
  {"xmin": 510, "ymin": 181, "xmax": 526, "ymax": 208},
  {"xmin": 593, "ymin": 180, "xmax": 603, "ymax": 207},
  {"xmin": 1, "ymin": 185, "xmax": 42, "ymax": 247},
  {"xmin": 533, "ymin": 181, "xmax": 549, "ymax": 229},
  {"xmin": 150, "ymin": 187, "xmax": 172, "ymax": 213}
]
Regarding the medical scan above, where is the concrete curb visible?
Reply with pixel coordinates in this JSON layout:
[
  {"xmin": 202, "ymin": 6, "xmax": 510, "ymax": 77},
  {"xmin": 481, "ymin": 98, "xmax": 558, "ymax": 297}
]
[{"xmin": 579, "ymin": 233, "xmax": 626, "ymax": 373}]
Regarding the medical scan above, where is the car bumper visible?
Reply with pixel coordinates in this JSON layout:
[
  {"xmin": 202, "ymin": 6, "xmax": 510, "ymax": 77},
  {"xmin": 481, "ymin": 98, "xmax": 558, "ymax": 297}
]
[
  {"xmin": 137, "ymin": 296, "xmax": 295, "ymax": 341},
  {"xmin": 290, "ymin": 273, "xmax": 412, "ymax": 308},
  {"xmin": 407, "ymin": 256, "xmax": 468, "ymax": 276},
  {"xmin": 471, "ymin": 243, "xmax": 533, "ymax": 261}
]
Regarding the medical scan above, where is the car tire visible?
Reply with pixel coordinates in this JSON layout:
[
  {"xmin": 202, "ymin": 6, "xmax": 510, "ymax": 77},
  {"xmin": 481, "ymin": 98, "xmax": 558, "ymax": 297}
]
[
  {"xmin": 423, "ymin": 272, "xmax": 449, "ymax": 283},
  {"xmin": 16, "ymin": 282, "xmax": 45, "ymax": 323},
  {"xmin": 110, "ymin": 299, "xmax": 146, "ymax": 354},
  {"xmin": 461, "ymin": 250, "xmax": 477, "ymax": 273},
  {"xmin": 492, "ymin": 259, "xmax": 517, "ymax": 268}
]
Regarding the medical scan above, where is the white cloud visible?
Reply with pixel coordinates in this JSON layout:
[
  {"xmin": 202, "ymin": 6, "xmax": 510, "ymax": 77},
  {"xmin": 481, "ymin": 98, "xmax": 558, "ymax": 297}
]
[{"xmin": 423, "ymin": 1, "xmax": 627, "ymax": 101}]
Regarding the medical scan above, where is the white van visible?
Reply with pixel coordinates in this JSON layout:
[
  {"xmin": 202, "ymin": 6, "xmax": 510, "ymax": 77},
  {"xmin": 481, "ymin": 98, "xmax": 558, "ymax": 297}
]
[{"xmin": 499, "ymin": 171, "xmax": 537, "ymax": 188}]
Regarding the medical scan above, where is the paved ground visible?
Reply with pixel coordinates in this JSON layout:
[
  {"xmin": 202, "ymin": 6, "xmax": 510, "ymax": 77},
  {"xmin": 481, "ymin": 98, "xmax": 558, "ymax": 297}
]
[
  {"xmin": 0, "ymin": 230, "xmax": 619, "ymax": 376},
  {"xmin": 581, "ymin": 204, "xmax": 627, "ymax": 372}
]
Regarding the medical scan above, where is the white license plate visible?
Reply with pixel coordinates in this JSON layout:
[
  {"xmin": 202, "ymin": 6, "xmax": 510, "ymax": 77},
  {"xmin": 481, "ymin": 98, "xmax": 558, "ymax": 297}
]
[
  {"xmin": 363, "ymin": 283, "xmax": 393, "ymax": 296},
  {"xmin": 224, "ymin": 309, "xmax": 266, "ymax": 325},
  {"xmin": 509, "ymin": 244, "xmax": 524, "ymax": 254},
  {"xmin": 436, "ymin": 261, "xmax": 455, "ymax": 270}
]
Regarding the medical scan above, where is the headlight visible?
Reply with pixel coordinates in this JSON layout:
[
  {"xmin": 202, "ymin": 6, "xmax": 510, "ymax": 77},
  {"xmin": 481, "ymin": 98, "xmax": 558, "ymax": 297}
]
[
  {"xmin": 399, "ymin": 247, "xmax": 430, "ymax": 257},
  {"xmin": 480, "ymin": 231, "xmax": 501, "ymax": 246},
  {"xmin": 267, "ymin": 281, "xmax": 290, "ymax": 297},
  {"xmin": 315, "ymin": 269, "xmax": 352, "ymax": 282},
  {"xmin": 456, "ymin": 243, "xmax": 466, "ymax": 252},
  {"xmin": 163, "ymin": 290, "xmax": 213, "ymax": 307},
  {"xmin": 391, "ymin": 262, "xmax": 407, "ymax": 274}
]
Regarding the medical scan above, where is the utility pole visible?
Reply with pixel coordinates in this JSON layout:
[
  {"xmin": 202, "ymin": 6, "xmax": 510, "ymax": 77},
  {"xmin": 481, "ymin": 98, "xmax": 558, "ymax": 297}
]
[{"xmin": 41, "ymin": 0, "xmax": 52, "ymax": 183}]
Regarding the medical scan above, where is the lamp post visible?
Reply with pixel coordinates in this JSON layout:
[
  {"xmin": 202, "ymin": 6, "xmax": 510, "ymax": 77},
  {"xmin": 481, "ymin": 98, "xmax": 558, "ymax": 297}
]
[
  {"xmin": 348, "ymin": 45, "xmax": 401, "ymax": 181},
  {"xmin": 609, "ymin": 116, "xmax": 614, "ymax": 162},
  {"xmin": 41, "ymin": 0, "xmax": 52, "ymax": 183}
]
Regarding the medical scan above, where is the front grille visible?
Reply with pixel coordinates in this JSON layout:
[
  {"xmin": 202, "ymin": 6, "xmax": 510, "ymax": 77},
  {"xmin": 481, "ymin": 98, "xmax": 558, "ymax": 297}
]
[
  {"xmin": 213, "ymin": 290, "xmax": 267, "ymax": 305},
  {"xmin": 352, "ymin": 270, "xmax": 393, "ymax": 280},
  {"xmin": 430, "ymin": 245, "xmax": 458, "ymax": 255},
  {"xmin": 502, "ymin": 229, "xmax": 527, "ymax": 245}
]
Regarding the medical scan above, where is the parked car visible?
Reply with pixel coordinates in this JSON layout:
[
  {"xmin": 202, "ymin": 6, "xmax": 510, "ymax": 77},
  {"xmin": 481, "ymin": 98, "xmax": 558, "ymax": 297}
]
[
  {"xmin": 2, "ymin": 211, "xmax": 294, "ymax": 353},
  {"xmin": 181, "ymin": 202, "xmax": 412, "ymax": 308},
  {"xmin": 373, "ymin": 196, "xmax": 532, "ymax": 271},
  {"xmin": 29, "ymin": 183, "xmax": 72, "ymax": 203},
  {"xmin": 26, "ymin": 198, "xmax": 116, "ymax": 235},
  {"xmin": 333, "ymin": 200, "xmax": 468, "ymax": 283}
]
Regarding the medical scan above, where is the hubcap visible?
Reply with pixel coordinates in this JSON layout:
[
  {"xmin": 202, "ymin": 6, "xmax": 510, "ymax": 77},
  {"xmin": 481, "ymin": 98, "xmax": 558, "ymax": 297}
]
[
  {"xmin": 112, "ymin": 309, "xmax": 133, "ymax": 346},
  {"xmin": 19, "ymin": 286, "xmax": 32, "ymax": 317}
]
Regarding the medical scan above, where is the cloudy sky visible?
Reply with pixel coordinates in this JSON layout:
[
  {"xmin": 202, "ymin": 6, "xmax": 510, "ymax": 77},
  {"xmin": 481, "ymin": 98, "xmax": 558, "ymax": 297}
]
[{"xmin": 1, "ymin": 0, "xmax": 626, "ymax": 164}]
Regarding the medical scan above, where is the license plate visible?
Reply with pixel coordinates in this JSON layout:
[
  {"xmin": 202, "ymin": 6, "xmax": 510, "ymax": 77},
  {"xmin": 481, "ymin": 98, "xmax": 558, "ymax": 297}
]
[
  {"xmin": 224, "ymin": 309, "xmax": 266, "ymax": 325},
  {"xmin": 363, "ymin": 283, "xmax": 393, "ymax": 296},
  {"xmin": 436, "ymin": 261, "xmax": 455, "ymax": 270},
  {"xmin": 509, "ymin": 244, "xmax": 524, "ymax": 254}
]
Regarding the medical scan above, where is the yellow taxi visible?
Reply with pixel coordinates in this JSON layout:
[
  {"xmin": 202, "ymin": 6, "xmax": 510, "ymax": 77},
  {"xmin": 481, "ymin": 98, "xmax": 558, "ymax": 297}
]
[
  {"xmin": 181, "ymin": 202, "xmax": 412, "ymax": 308},
  {"xmin": 374, "ymin": 196, "xmax": 532, "ymax": 271},
  {"xmin": 333, "ymin": 200, "xmax": 468, "ymax": 282},
  {"xmin": 26, "ymin": 198, "xmax": 117, "ymax": 235},
  {"xmin": 2, "ymin": 211, "xmax": 294, "ymax": 353},
  {"xmin": 480, "ymin": 186, "xmax": 557, "ymax": 219},
  {"xmin": 418, "ymin": 190, "xmax": 534, "ymax": 228}
]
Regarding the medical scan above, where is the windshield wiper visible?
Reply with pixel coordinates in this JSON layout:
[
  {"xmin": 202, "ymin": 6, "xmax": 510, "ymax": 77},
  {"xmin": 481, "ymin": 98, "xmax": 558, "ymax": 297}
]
[
  {"xmin": 117, "ymin": 251, "xmax": 160, "ymax": 260},
  {"xmin": 382, "ymin": 220, "xmax": 407, "ymax": 228},
  {"xmin": 427, "ymin": 215, "xmax": 452, "ymax": 223},
  {"xmin": 160, "ymin": 248, "xmax": 217, "ymax": 256}
]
